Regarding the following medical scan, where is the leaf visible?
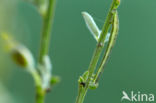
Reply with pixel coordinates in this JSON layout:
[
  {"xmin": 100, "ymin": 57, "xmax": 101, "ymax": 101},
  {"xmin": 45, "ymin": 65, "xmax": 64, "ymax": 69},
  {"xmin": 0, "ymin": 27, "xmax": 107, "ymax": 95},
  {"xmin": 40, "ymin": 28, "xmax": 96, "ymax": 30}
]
[
  {"xmin": 78, "ymin": 76, "xmax": 84, "ymax": 83},
  {"xmin": 50, "ymin": 75, "xmax": 61, "ymax": 85},
  {"xmin": 82, "ymin": 71, "xmax": 89, "ymax": 81}
]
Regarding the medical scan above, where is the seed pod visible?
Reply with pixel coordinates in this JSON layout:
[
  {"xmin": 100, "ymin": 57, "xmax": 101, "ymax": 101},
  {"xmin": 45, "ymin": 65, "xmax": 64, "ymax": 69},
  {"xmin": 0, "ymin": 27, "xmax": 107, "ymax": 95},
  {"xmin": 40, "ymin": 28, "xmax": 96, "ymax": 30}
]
[
  {"xmin": 82, "ymin": 11, "xmax": 101, "ymax": 41},
  {"xmin": 82, "ymin": 12, "xmax": 110, "ymax": 43},
  {"xmin": 1, "ymin": 33, "xmax": 35, "ymax": 69},
  {"xmin": 11, "ymin": 45, "xmax": 35, "ymax": 69}
]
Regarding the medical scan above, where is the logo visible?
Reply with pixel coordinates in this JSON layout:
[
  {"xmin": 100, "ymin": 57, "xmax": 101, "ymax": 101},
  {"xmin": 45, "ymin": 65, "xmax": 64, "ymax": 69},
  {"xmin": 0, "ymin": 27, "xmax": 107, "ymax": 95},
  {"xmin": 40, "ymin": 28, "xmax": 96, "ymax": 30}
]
[{"xmin": 121, "ymin": 91, "xmax": 155, "ymax": 102}]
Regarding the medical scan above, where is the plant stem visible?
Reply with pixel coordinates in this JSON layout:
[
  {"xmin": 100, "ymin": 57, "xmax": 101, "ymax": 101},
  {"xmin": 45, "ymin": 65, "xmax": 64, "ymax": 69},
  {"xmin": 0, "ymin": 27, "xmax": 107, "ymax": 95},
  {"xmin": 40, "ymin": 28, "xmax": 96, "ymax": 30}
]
[
  {"xmin": 75, "ymin": 0, "xmax": 120, "ymax": 103},
  {"xmin": 38, "ymin": 0, "xmax": 56, "ymax": 64},
  {"xmin": 36, "ymin": 0, "xmax": 56, "ymax": 103},
  {"xmin": 36, "ymin": 86, "xmax": 46, "ymax": 103},
  {"xmin": 75, "ymin": 86, "xmax": 86, "ymax": 103}
]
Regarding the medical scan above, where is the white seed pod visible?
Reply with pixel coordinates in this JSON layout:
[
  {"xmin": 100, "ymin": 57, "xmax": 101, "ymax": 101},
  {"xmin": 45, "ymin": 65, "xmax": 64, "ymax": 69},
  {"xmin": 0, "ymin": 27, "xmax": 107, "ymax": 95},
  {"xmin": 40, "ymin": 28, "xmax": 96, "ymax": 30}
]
[
  {"xmin": 82, "ymin": 12, "xmax": 110, "ymax": 42},
  {"xmin": 82, "ymin": 12, "xmax": 101, "ymax": 41},
  {"xmin": 11, "ymin": 45, "xmax": 35, "ymax": 69},
  {"xmin": 1, "ymin": 33, "xmax": 35, "ymax": 70},
  {"xmin": 11, "ymin": 45, "xmax": 42, "ymax": 86}
]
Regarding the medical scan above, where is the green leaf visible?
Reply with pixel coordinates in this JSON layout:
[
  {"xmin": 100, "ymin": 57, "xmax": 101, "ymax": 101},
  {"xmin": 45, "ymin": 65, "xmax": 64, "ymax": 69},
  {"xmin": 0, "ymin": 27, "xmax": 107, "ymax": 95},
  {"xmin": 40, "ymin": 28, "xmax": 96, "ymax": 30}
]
[
  {"xmin": 78, "ymin": 76, "xmax": 84, "ymax": 83},
  {"xmin": 82, "ymin": 71, "xmax": 89, "ymax": 81}
]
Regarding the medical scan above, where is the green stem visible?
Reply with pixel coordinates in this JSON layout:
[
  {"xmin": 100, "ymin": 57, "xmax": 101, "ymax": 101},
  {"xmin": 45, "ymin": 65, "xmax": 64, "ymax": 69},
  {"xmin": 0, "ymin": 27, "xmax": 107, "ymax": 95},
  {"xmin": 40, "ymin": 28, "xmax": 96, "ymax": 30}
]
[
  {"xmin": 75, "ymin": 0, "xmax": 120, "ymax": 103},
  {"xmin": 75, "ymin": 86, "xmax": 87, "ymax": 103},
  {"xmin": 38, "ymin": 0, "xmax": 56, "ymax": 64},
  {"xmin": 36, "ymin": 86, "xmax": 46, "ymax": 103},
  {"xmin": 36, "ymin": 0, "xmax": 56, "ymax": 103}
]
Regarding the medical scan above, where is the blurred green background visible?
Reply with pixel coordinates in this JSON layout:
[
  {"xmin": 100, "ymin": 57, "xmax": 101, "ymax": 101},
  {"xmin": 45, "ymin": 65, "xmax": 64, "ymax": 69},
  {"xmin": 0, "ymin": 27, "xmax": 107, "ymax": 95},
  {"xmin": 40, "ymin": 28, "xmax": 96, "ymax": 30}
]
[{"xmin": 0, "ymin": 0, "xmax": 156, "ymax": 103}]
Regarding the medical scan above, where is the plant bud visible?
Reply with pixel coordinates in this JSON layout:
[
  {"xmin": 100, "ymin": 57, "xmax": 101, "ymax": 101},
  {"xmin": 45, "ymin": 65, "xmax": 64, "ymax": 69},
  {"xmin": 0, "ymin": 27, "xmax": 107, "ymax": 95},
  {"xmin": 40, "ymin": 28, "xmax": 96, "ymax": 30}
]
[
  {"xmin": 82, "ymin": 71, "xmax": 89, "ymax": 81},
  {"xmin": 89, "ymin": 82, "xmax": 98, "ymax": 90},
  {"xmin": 37, "ymin": 0, "xmax": 48, "ymax": 17},
  {"xmin": 50, "ymin": 76, "xmax": 61, "ymax": 86},
  {"xmin": 114, "ymin": 0, "xmax": 120, "ymax": 9},
  {"xmin": 78, "ymin": 76, "xmax": 84, "ymax": 84}
]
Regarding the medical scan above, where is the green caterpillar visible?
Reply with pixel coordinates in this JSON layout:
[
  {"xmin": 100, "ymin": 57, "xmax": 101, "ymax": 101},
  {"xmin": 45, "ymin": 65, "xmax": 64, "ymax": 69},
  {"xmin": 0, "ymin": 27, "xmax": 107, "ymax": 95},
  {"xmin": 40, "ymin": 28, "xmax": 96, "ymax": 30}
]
[{"xmin": 94, "ymin": 10, "xmax": 119, "ymax": 83}]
